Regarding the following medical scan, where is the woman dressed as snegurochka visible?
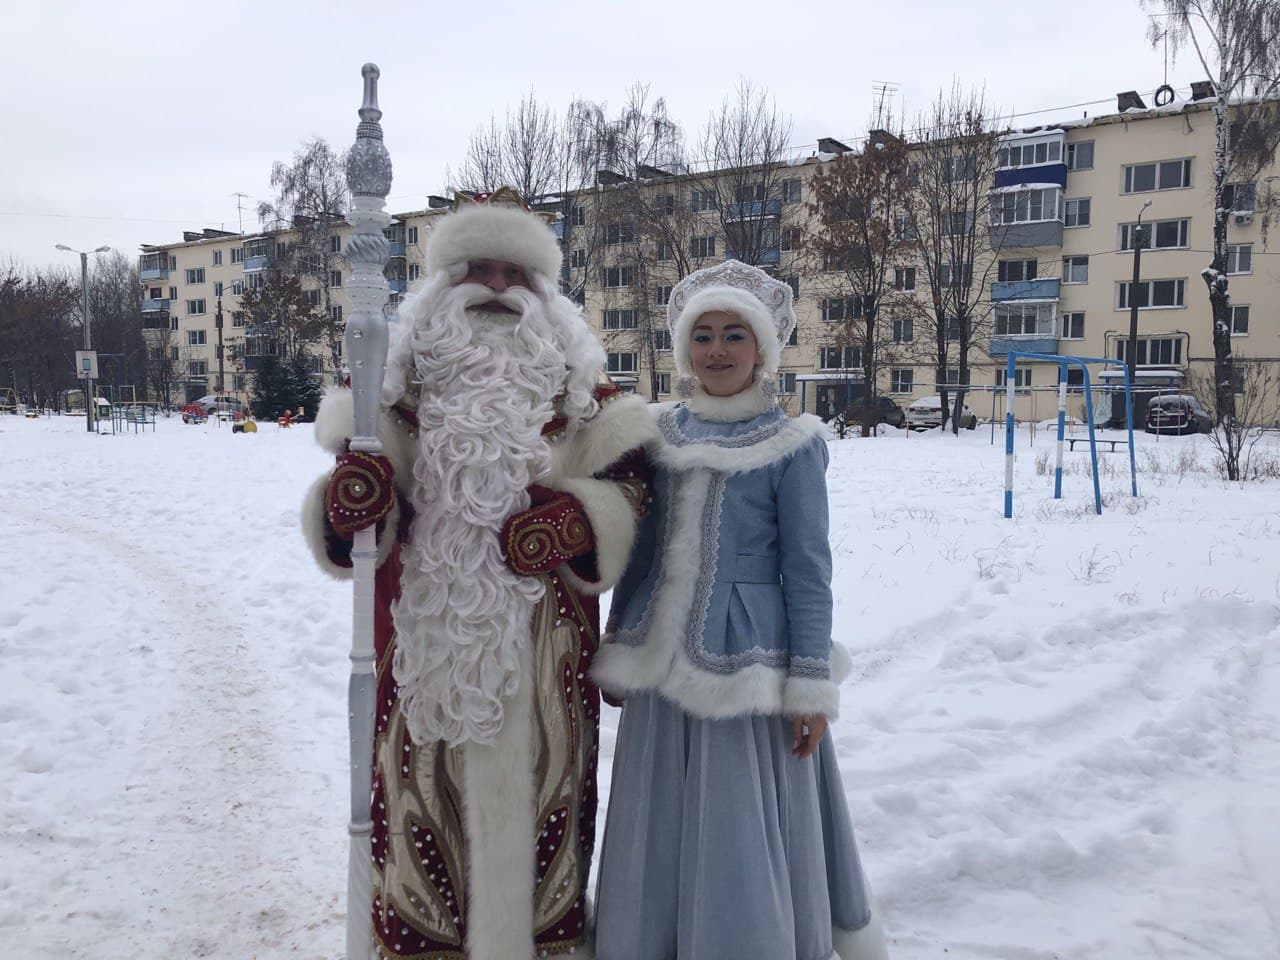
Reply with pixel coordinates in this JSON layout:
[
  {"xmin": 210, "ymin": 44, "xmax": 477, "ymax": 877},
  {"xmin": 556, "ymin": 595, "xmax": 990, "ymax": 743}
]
[{"xmin": 592, "ymin": 260, "xmax": 891, "ymax": 960}]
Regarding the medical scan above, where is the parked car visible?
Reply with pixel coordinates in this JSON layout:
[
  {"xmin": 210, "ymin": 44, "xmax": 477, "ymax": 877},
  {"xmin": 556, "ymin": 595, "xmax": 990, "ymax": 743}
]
[
  {"xmin": 1144, "ymin": 394, "xmax": 1212, "ymax": 435},
  {"xmin": 905, "ymin": 395, "xmax": 978, "ymax": 430},
  {"xmin": 181, "ymin": 394, "xmax": 248, "ymax": 424},
  {"xmin": 828, "ymin": 396, "xmax": 906, "ymax": 429}
]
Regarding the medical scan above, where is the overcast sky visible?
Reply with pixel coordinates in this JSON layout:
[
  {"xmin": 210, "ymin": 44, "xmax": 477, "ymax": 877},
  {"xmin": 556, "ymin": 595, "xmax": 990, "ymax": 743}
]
[{"xmin": 1, "ymin": 0, "xmax": 1196, "ymax": 273}]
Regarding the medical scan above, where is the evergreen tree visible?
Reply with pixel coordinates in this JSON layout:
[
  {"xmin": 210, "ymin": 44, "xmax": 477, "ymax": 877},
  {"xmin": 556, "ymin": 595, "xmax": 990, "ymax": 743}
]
[
  {"xmin": 287, "ymin": 355, "xmax": 323, "ymax": 421},
  {"xmin": 250, "ymin": 355, "xmax": 290, "ymax": 419}
]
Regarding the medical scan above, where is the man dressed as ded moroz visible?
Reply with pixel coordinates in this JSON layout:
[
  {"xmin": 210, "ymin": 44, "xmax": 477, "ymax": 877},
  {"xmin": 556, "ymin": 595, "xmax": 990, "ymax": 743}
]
[{"xmin": 303, "ymin": 188, "xmax": 655, "ymax": 959}]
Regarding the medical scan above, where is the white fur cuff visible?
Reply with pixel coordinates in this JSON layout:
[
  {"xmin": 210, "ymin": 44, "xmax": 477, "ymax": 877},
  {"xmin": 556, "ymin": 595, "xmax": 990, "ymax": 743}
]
[
  {"xmin": 833, "ymin": 911, "xmax": 890, "ymax": 960},
  {"xmin": 548, "ymin": 477, "xmax": 637, "ymax": 595},
  {"xmin": 783, "ymin": 675, "xmax": 841, "ymax": 721}
]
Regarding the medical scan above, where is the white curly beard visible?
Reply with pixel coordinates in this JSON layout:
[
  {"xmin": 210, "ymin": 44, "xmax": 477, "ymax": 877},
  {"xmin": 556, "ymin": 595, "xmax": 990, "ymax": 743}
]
[{"xmin": 382, "ymin": 276, "xmax": 600, "ymax": 746}]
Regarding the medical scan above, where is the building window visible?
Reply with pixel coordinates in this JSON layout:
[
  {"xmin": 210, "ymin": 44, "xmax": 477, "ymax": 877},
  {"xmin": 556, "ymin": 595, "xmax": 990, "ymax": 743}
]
[
  {"xmin": 569, "ymin": 205, "xmax": 586, "ymax": 227},
  {"xmin": 994, "ymin": 302, "xmax": 1055, "ymax": 336},
  {"xmin": 607, "ymin": 352, "xmax": 638, "ymax": 374},
  {"xmin": 602, "ymin": 309, "xmax": 637, "ymax": 330},
  {"xmin": 821, "ymin": 297, "xmax": 868, "ymax": 323},
  {"xmin": 184, "ymin": 267, "xmax": 205, "ymax": 284},
  {"xmin": 168, "ymin": 285, "xmax": 178, "ymax": 300},
  {"xmin": 601, "ymin": 266, "xmax": 633, "ymax": 288},
  {"xmin": 1117, "ymin": 278, "xmax": 1186, "ymax": 309},
  {"xmin": 996, "ymin": 137, "xmax": 1063, "ymax": 169},
  {"xmin": 1226, "ymin": 244, "xmax": 1252, "ymax": 275},
  {"xmin": 408, "ymin": 263, "xmax": 421, "ymax": 281},
  {"xmin": 1120, "ymin": 218, "xmax": 1189, "ymax": 251},
  {"xmin": 654, "ymin": 372, "xmax": 671, "ymax": 395},
  {"xmin": 169, "ymin": 256, "xmax": 177, "ymax": 270},
  {"xmin": 213, "ymin": 281, "xmax": 224, "ymax": 297},
  {"xmin": 230, "ymin": 248, "xmax": 243, "ymax": 264},
  {"xmin": 894, "ymin": 267, "xmax": 916, "ymax": 291},
  {"xmin": 569, "ymin": 248, "xmax": 586, "ymax": 268},
  {"xmin": 188, "ymin": 330, "xmax": 207, "ymax": 346},
  {"xmin": 819, "ymin": 346, "xmax": 861, "ymax": 370},
  {"xmin": 1064, "ymin": 197, "xmax": 1091, "ymax": 227},
  {"xmin": 653, "ymin": 328, "xmax": 671, "ymax": 351},
  {"xmin": 782, "ymin": 178, "xmax": 802, "ymax": 203},
  {"xmin": 232, "ymin": 311, "xmax": 247, "ymax": 327},
  {"xmin": 1061, "ymin": 312, "xmax": 1085, "ymax": 339},
  {"xmin": 990, "ymin": 187, "xmax": 1062, "ymax": 225},
  {"xmin": 1062, "ymin": 255, "xmax": 1089, "ymax": 284},
  {"xmin": 690, "ymin": 236, "xmax": 716, "ymax": 259},
  {"xmin": 892, "ymin": 318, "xmax": 913, "ymax": 344},
  {"xmin": 779, "ymin": 227, "xmax": 803, "ymax": 252},
  {"xmin": 330, "ymin": 235, "xmax": 341, "ymax": 253},
  {"xmin": 655, "ymin": 285, "xmax": 672, "ymax": 307},
  {"xmin": 998, "ymin": 259, "xmax": 1037, "ymax": 282},
  {"xmin": 946, "ymin": 210, "xmax": 972, "ymax": 235},
  {"xmin": 212, "ymin": 250, "xmax": 222, "ymax": 266},
  {"xmin": 1115, "ymin": 336, "xmax": 1183, "ymax": 366},
  {"xmin": 995, "ymin": 368, "xmax": 1032, "ymax": 388},
  {"xmin": 328, "ymin": 305, "xmax": 344, "ymax": 322},
  {"xmin": 231, "ymin": 280, "xmax": 244, "ymax": 296},
  {"xmin": 1065, "ymin": 140, "xmax": 1094, "ymax": 171},
  {"xmin": 941, "ymin": 368, "xmax": 969, "ymax": 387},
  {"xmin": 690, "ymin": 189, "xmax": 716, "ymax": 212},
  {"xmin": 784, "ymin": 275, "xmax": 800, "ymax": 299},
  {"xmin": 786, "ymin": 325, "xmax": 798, "ymax": 346},
  {"xmin": 170, "ymin": 346, "xmax": 179, "ymax": 361},
  {"xmin": 778, "ymin": 371, "xmax": 797, "ymax": 394},
  {"xmin": 186, "ymin": 299, "xmax": 206, "ymax": 315},
  {"xmin": 890, "ymin": 369, "xmax": 914, "ymax": 393},
  {"xmin": 1230, "ymin": 304, "xmax": 1250, "ymax": 336},
  {"xmin": 894, "ymin": 213, "xmax": 918, "ymax": 241},
  {"xmin": 188, "ymin": 360, "xmax": 208, "ymax": 376},
  {"xmin": 170, "ymin": 316, "xmax": 179, "ymax": 331},
  {"xmin": 303, "ymin": 289, "xmax": 322, "ymax": 308},
  {"xmin": 653, "ymin": 194, "xmax": 675, "ymax": 216},
  {"xmin": 938, "ymin": 263, "xmax": 972, "ymax": 289},
  {"xmin": 943, "ymin": 316, "xmax": 962, "ymax": 341},
  {"xmin": 330, "ymin": 270, "xmax": 343, "ymax": 287},
  {"xmin": 407, "ymin": 226, "xmax": 419, "ymax": 245},
  {"xmin": 1123, "ymin": 158, "xmax": 1192, "ymax": 193},
  {"xmin": 604, "ymin": 222, "xmax": 635, "ymax": 245},
  {"xmin": 655, "ymin": 241, "xmax": 673, "ymax": 262},
  {"xmin": 232, "ymin": 374, "xmax": 246, "ymax": 391}
]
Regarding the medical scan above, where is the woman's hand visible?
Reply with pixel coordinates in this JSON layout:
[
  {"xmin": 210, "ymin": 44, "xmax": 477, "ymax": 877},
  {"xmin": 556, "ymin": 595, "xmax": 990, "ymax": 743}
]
[{"xmin": 790, "ymin": 714, "xmax": 828, "ymax": 760}]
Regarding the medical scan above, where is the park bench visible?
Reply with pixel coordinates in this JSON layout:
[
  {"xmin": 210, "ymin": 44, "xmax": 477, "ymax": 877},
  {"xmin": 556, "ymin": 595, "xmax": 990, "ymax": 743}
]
[{"xmin": 1066, "ymin": 437, "xmax": 1128, "ymax": 453}]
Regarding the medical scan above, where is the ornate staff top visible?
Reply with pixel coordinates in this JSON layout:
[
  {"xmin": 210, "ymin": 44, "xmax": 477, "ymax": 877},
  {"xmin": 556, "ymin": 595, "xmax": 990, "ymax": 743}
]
[{"xmin": 347, "ymin": 63, "xmax": 392, "ymax": 200}]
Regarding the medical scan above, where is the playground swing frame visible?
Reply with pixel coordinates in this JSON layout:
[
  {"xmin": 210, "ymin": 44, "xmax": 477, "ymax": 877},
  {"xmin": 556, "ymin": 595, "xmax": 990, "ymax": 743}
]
[{"xmin": 1002, "ymin": 351, "xmax": 1138, "ymax": 518}]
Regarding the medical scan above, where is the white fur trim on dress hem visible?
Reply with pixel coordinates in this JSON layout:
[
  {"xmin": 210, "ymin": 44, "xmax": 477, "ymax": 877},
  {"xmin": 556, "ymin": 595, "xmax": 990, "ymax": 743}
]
[
  {"xmin": 300, "ymin": 472, "xmax": 401, "ymax": 579},
  {"xmin": 832, "ymin": 911, "xmax": 890, "ymax": 960},
  {"xmin": 460, "ymin": 632, "xmax": 537, "ymax": 959},
  {"xmin": 650, "ymin": 413, "xmax": 828, "ymax": 475},
  {"xmin": 548, "ymin": 476, "xmax": 637, "ymax": 596}
]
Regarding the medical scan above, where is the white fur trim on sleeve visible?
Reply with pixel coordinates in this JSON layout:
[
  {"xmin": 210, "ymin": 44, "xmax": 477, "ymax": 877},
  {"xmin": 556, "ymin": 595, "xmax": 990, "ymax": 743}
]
[
  {"xmin": 549, "ymin": 392, "xmax": 657, "ymax": 481},
  {"xmin": 547, "ymin": 476, "xmax": 637, "ymax": 596},
  {"xmin": 783, "ymin": 675, "xmax": 841, "ymax": 721}
]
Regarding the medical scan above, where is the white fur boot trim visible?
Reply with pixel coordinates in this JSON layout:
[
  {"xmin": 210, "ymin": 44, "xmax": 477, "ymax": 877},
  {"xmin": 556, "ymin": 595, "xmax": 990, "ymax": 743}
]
[
  {"xmin": 832, "ymin": 910, "xmax": 890, "ymax": 960},
  {"xmin": 460, "ymin": 636, "xmax": 537, "ymax": 959}
]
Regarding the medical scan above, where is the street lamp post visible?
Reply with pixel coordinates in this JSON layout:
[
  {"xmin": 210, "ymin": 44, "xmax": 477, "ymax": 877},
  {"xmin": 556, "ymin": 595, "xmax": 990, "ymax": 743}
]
[
  {"xmin": 56, "ymin": 243, "xmax": 111, "ymax": 432},
  {"xmin": 1124, "ymin": 201, "xmax": 1152, "ymax": 428}
]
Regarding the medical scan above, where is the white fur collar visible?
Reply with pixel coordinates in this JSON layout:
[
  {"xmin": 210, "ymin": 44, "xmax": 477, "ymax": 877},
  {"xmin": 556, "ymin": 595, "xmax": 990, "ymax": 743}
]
[
  {"xmin": 650, "ymin": 411, "xmax": 829, "ymax": 474},
  {"xmin": 684, "ymin": 381, "xmax": 776, "ymax": 422}
]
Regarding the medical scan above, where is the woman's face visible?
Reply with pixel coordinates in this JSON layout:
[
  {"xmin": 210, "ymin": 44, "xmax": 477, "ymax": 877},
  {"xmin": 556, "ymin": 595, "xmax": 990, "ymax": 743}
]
[{"xmin": 689, "ymin": 310, "xmax": 761, "ymax": 397}]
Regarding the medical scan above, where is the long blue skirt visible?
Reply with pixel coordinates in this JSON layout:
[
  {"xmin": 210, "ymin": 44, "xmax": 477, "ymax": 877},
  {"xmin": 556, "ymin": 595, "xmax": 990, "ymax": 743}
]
[{"xmin": 594, "ymin": 692, "xmax": 873, "ymax": 960}]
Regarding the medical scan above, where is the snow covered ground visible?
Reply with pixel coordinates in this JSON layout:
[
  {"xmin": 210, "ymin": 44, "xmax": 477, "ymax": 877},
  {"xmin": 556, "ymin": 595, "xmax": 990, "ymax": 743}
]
[{"xmin": 2, "ymin": 411, "xmax": 1278, "ymax": 960}]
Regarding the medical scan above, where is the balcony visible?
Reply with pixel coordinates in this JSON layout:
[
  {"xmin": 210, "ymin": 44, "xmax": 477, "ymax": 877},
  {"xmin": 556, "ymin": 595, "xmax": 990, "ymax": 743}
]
[
  {"xmin": 994, "ymin": 165, "xmax": 1067, "ymax": 190},
  {"xmin": 387, "ymin": 241, "xmax": 406, "ymax": 258},
  {"xmin": 242, "ymin": 254, "xmax": 273, "ymax": 274},
  {"xmin": 988, "ymin": 220, "xmax": 1063, "ymax": 250},
  {"xmin": 726, "ymin": 199, "xmax": 782, "ymax": 222},
  {"xmin": 991, "ymin": 278, "xmax": 1060, "ymax": 302},
  {"xmin": 989, "ymin": 337, "xmax": 1059, "ymax": 357},
  {"xmin": 388, "ymin": 277, "xmax": 407, "ymax": 294},
  {"xmin": 141, "ymin": 297, "xmax": 171, "ymax": 314},
  {"xmin": 139, "ymin": 254, "xmax": 169, "ymax": 282}
]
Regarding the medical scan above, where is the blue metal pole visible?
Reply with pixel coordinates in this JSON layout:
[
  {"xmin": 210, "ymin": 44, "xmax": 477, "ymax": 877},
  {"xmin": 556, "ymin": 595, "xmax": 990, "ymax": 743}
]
[
  {"xmin": 1004, "ymin": 353, "xmax": 1016, "ymax": 518},
  {"xmin": 1054, "ymin": 361, "xmax": 1067, "ymax": 499}
]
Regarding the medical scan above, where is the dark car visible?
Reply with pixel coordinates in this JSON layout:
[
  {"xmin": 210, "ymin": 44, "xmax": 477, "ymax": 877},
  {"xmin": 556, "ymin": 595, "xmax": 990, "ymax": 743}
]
[
  {"xmin": 830, "ymin": 396, "xmax": 906, "ymax": 428},
  {"xmin": 1145, "ymin": 394, "xmax": 1212, "ymax": 435}
]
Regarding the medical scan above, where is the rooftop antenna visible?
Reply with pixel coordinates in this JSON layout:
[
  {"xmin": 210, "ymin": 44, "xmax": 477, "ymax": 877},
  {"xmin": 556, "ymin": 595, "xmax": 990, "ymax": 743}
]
[
  {"xmin": 871, "ymin": 81, "xmax": 899, "ymax": 128},
  {"xmin": 231, "ymin": 192, "xmax": 250, "ymax": 234}
]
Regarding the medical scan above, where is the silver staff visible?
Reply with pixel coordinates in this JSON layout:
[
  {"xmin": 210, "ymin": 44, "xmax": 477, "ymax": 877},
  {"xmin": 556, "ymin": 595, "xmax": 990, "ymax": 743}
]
[{"xmin": 342, "ymin": 62, "xmax": 392, "ymax": 960}]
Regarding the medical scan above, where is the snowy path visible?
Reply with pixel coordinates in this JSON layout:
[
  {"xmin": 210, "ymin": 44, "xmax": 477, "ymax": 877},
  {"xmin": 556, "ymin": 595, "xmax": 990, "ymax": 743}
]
[{"xmin": 2, "ymin": 416, "xmax": 1279, "ymax": 959}]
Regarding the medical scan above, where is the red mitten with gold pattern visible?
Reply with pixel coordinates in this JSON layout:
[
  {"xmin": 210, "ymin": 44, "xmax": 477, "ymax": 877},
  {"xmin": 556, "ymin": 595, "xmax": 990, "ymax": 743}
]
[
  {"xmin": 324, "ymin": 451, "xmax": 396, "ymax": 538},
  {"xmin": 502, "ymin": 484, "xmax": 593, "ymax": 577}
]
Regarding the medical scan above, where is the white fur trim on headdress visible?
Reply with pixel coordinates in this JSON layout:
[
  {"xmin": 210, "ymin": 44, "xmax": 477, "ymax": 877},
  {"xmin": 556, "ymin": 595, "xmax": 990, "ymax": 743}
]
[
  {"xmin": 667, "ymin": 260, "xmax": 797, "ymax": 378},
  {"xmin": 424, "ymin": 203, "xmax": 562, "ymax": 282}
]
